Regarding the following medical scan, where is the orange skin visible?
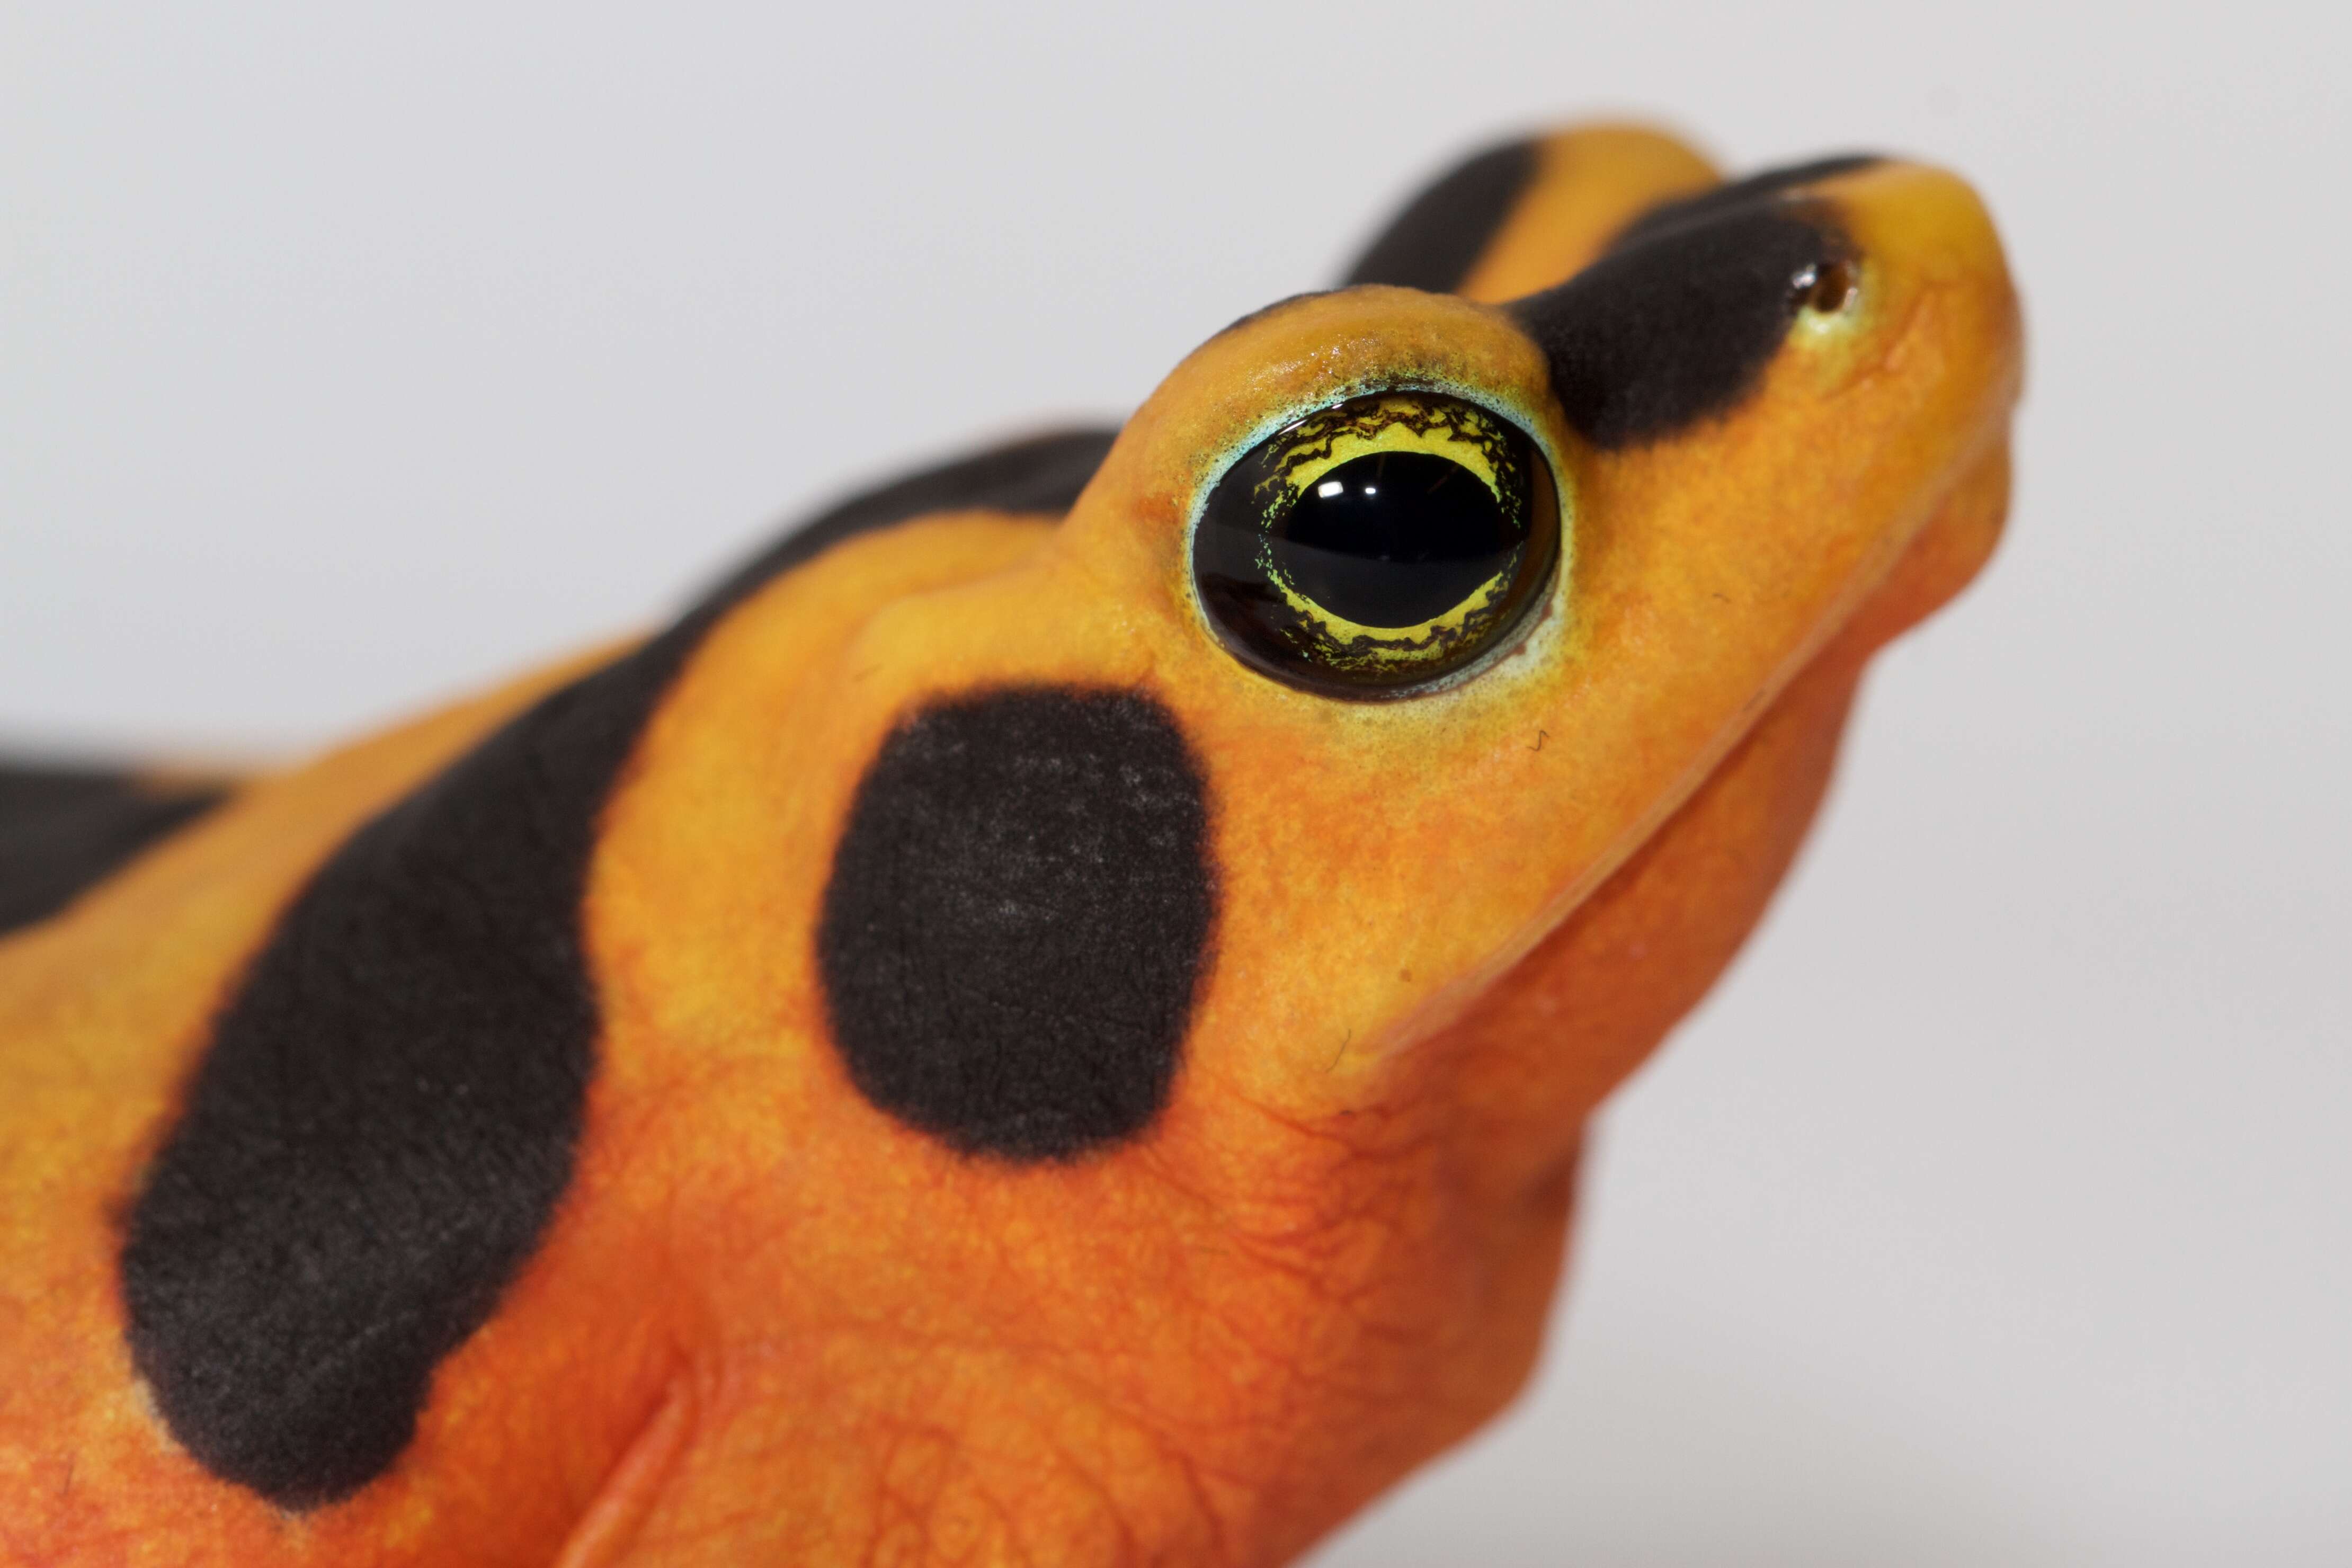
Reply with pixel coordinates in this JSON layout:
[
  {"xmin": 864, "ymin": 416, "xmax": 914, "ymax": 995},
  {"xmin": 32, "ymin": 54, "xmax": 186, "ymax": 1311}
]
[{"xmin": 0, "ymin": 125, "xmax": 2020, "ymax": 1564}]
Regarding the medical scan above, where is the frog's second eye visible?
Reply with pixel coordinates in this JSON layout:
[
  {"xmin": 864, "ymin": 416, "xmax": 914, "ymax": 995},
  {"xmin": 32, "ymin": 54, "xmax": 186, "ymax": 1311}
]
[{"xmin": 1192, "ymin": 391, "xmax": 1560, "ymax": 698}]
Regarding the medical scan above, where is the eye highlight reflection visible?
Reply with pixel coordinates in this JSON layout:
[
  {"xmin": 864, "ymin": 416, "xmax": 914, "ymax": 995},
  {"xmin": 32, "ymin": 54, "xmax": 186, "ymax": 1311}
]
[{"xmin": 1191, "ymin": 391, "xmax": 1560, "ymax": 698}]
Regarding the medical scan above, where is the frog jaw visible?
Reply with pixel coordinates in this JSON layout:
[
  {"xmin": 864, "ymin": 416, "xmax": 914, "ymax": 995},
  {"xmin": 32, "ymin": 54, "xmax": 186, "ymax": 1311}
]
[{"xmin": 1416, "ymin": 433, "xmax": 2014, "ymax": 1209}]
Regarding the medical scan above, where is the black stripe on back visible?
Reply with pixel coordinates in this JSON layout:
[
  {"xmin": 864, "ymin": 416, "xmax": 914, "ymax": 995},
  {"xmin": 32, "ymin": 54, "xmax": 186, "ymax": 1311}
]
[
  {"xmin": 0, "ymin": 762, "xmax": 227, "ymax": 938},
  {"xmin": 693, "ymin": 429, "xmax": 1120, "ymax": 615},
  {"xmin": 1340, "ymin": 138, "xmax": 1540, "ymax": 293},
  {"xmin": 1610, "ymin": 154, "xmax": 1879, "ymax": 249},
  {"xmin": 119, "ymin": 425, "xmax": 1117, "ymax": 1509}
]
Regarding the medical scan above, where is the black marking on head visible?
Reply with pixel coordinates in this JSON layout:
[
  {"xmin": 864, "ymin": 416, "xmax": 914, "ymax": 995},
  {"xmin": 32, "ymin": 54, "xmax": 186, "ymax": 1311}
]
[
  {"xmin": 119, "ymin": 428, "xmax": 1116, "ymax": 1509},
  {"xmin": 1508, "ymin": 201, "xmax": 1856, "ymax": 450},
  {"xmin": 1341, "ymin": 138, "xmax": 1540, "ymax": 293},
  {"xmin": 0, "ymin": 762, "xmax": 227, "ymax": 937},
  {"xmin": 696, "ymin": 428, "xmax": 1120, "ymax": 614},
  {"xmin": 817, "ymin": 688, "xmax": 1213, "ymax": 1163},
  {"xmin": 1612, "ymin": 154, "xmax": 1881, "ymax": 248}
]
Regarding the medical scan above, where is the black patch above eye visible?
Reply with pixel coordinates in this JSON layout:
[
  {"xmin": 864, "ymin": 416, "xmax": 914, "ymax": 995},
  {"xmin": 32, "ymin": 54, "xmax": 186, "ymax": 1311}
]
[
  {"xmin": 817, "ymin": 688, "xmax": 1214, "ymax": 1163},
  {"xmin": 1610, "ymin": 153, "xmax": 1881, "ymax": 249},
  {"xmin": 1341, "ymin": 138, "xmax": 1540, "ymax": 293},
  {"xmin": 1192, "ymin": 391, "xmax": 1560, "ymax": 698},
  {"xmin": 1508, "ymin": 199, "xmax": 1857, "ymax": 450}
]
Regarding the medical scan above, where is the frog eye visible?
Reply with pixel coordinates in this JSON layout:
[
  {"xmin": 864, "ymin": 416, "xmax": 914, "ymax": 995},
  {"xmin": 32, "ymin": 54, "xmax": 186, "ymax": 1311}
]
[{"xmin": 1191, "ymin": 390, "xmax": 1561, "ymax": 698}]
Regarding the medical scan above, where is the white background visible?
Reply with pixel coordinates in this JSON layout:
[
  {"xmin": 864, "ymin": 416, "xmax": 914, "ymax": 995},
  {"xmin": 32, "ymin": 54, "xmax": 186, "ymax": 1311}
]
[{"xmin": 3, "ymin": 4, "xmax": 2345, "ymax": 1562}]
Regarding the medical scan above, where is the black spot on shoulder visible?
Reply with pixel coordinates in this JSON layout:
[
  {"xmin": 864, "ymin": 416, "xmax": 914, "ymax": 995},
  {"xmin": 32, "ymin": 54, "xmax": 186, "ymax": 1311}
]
[
  {"xmin": 817, "ymin": 688, "xmax": 1213, "ymax": 1163},
  {"xmin": 0, "ymin": 761, "xmax": 227, "ymax": 937},
  {"xmin": 1508, "ymin": 198, "xmax": 1856, "ymax": 450},
  {"xmin": 1341, "ymin": 138, "xmax": 1540, "ymax": 293},
  {"xmin": 118, "ymin": 428, "xmax": 1118, "ymax": 1510},
  {"xmin": 694, "ymin": 427, "xmax": 1119, "ymax": 614},
  {"xmin": 1611, "ymin": 154, "xmax": 1880, "ymax": 250}
]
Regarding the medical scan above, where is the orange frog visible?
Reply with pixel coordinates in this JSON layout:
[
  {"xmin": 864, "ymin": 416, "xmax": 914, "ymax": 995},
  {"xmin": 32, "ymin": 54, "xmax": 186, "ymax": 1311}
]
[{"xmin": 0, "ymin": 123, "xmax": 2020, "ymax": 1565}]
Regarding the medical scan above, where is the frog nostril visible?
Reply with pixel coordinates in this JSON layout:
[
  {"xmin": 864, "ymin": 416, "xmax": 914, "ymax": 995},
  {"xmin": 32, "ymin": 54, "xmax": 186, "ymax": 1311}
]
[{"xmin": 1795, "ymin": 257, "xmax": 1858, "ymax": 314}]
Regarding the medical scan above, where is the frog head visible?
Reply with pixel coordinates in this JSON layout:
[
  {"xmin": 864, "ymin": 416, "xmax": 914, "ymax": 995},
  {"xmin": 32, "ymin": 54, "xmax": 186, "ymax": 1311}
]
[{"xmin": 581, "ymin": 127, "xmax": 2020, "ymax": 1557}]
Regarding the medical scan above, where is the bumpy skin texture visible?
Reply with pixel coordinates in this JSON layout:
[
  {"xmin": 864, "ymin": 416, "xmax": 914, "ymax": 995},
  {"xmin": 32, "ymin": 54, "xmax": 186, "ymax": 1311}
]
[{"xmin": 0, "ymin": 123, "xmax": 2021, "ymax": 1565}]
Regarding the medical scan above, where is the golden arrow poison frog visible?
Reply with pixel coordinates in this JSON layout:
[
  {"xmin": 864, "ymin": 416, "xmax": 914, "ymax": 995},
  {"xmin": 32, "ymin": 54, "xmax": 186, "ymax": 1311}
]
[{"xmin": 0, "ymin": 123, "xmax": 2020, "ymax": 1565}]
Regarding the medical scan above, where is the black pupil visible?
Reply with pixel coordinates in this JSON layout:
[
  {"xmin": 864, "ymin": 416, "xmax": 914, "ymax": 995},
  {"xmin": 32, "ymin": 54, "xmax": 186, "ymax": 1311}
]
[{"xmin": 1272, "ymin": 451, "xmax": 1521, "ymax": 628}]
